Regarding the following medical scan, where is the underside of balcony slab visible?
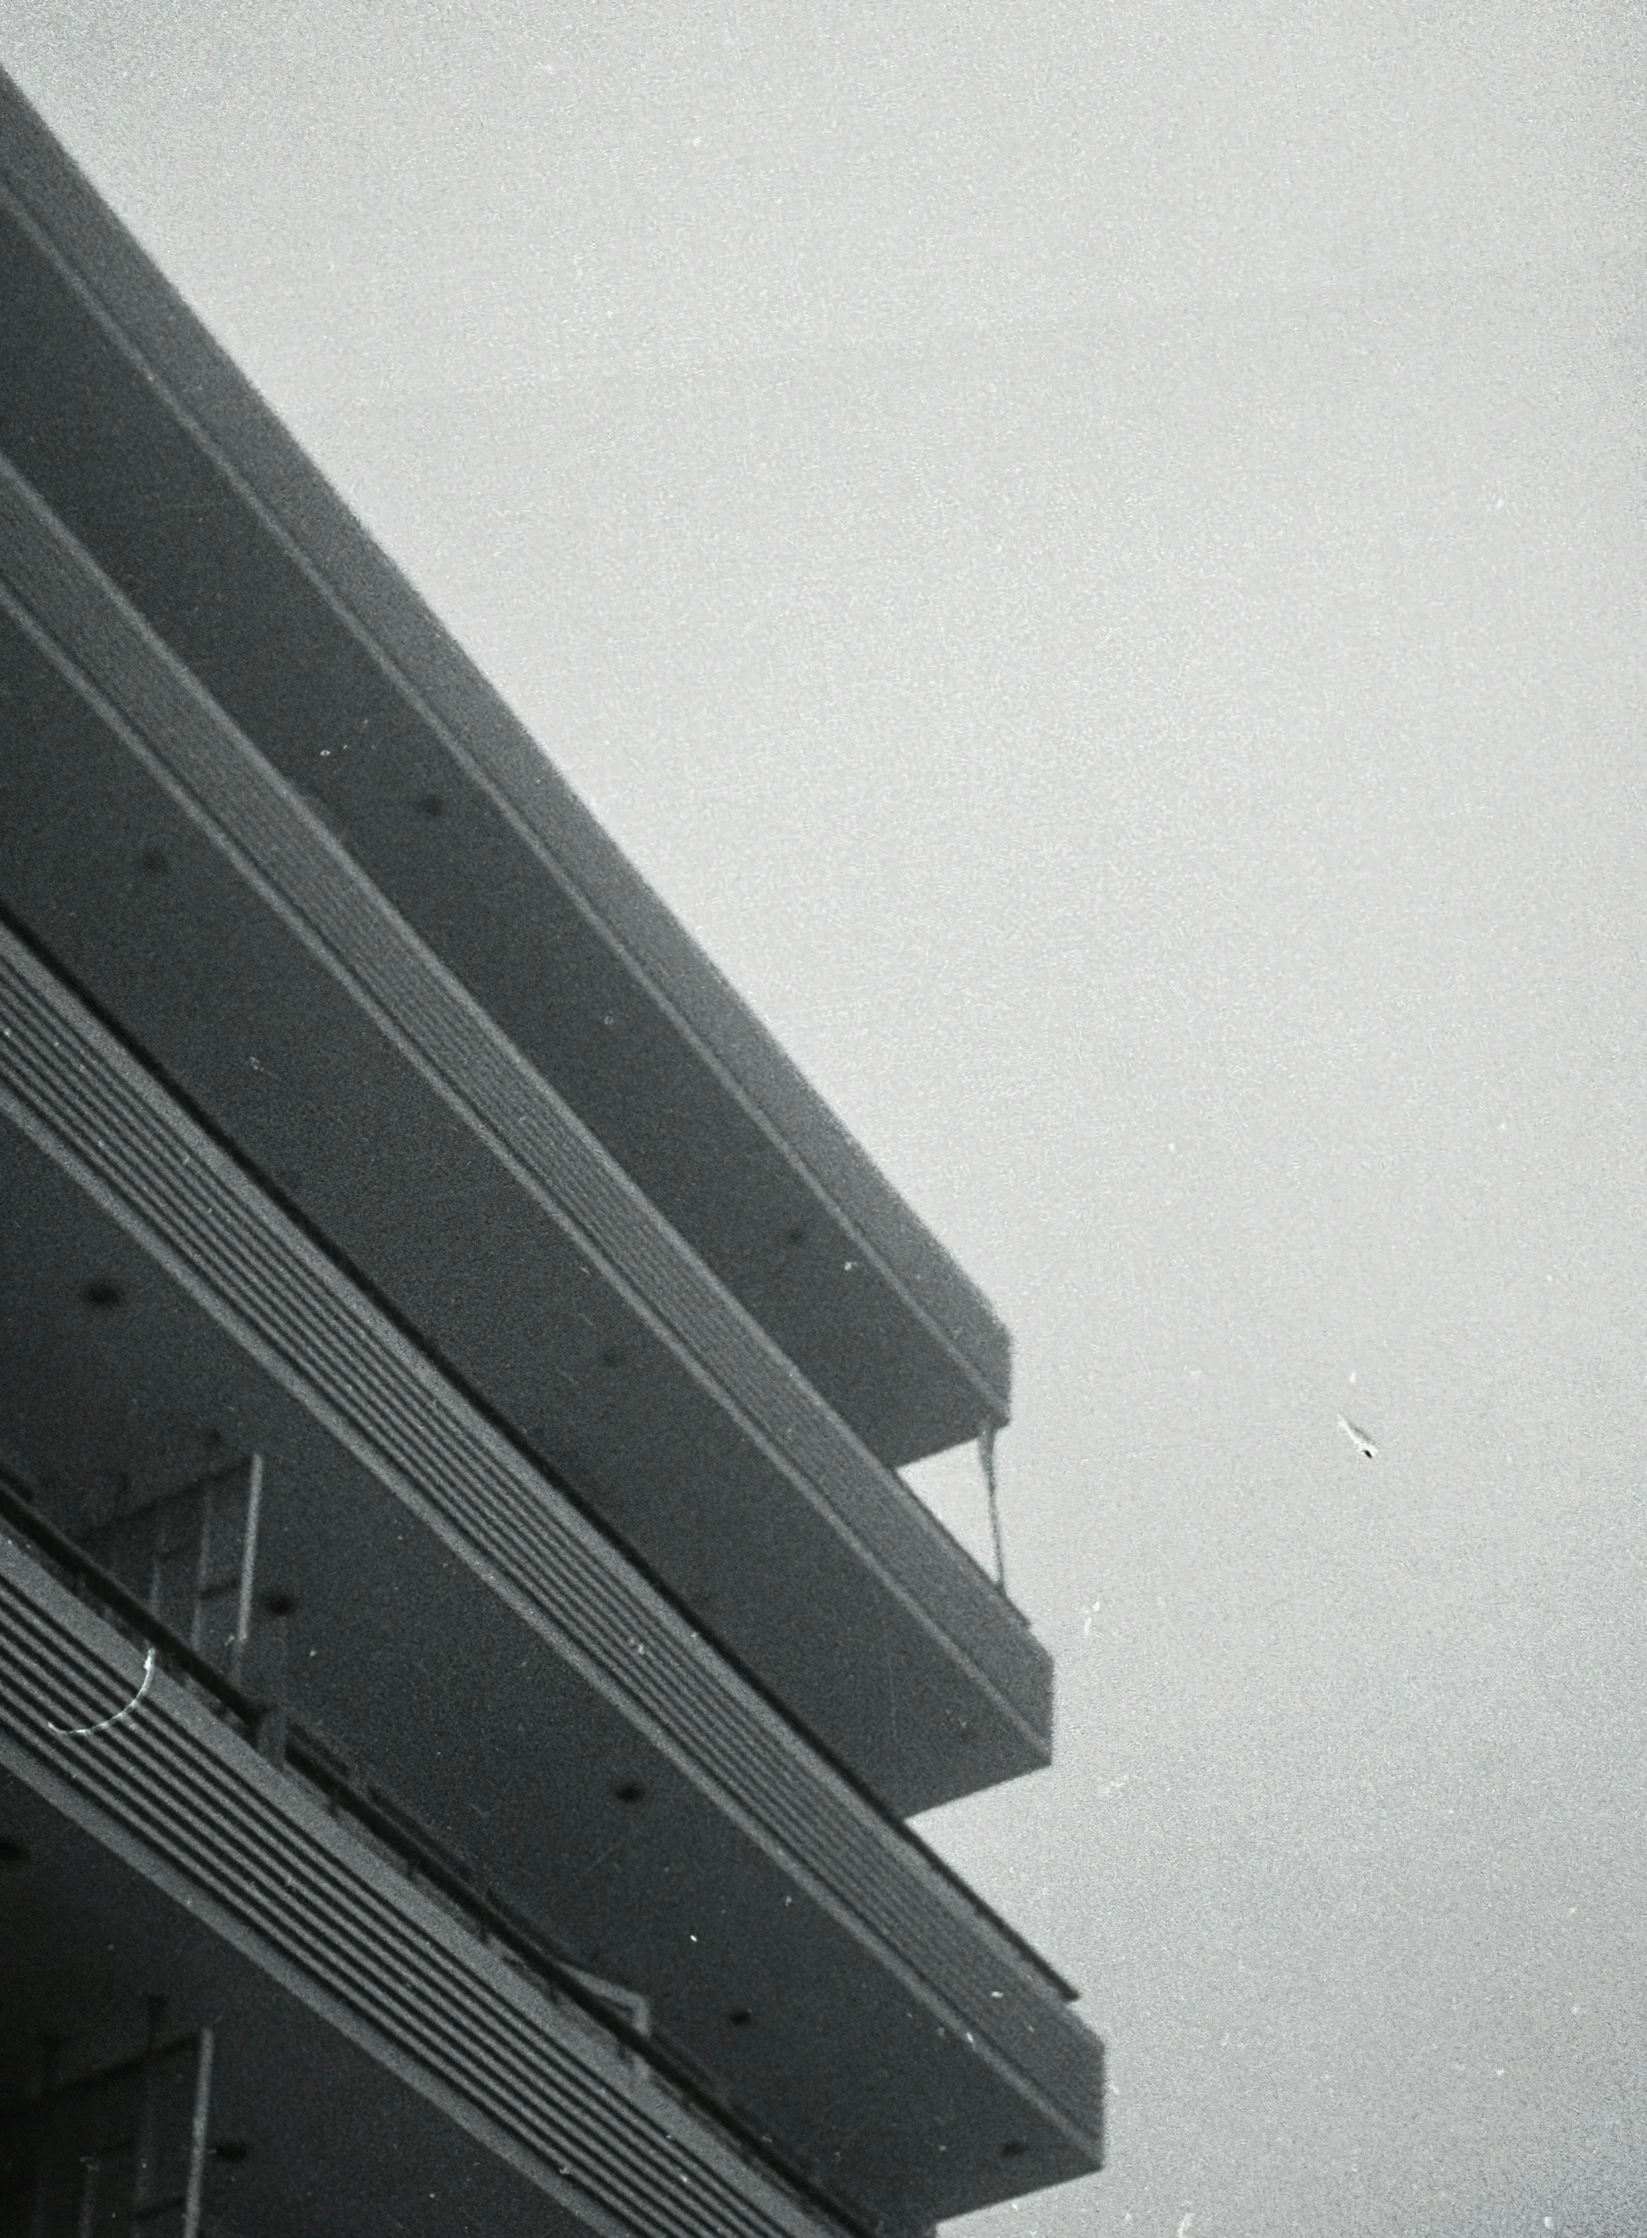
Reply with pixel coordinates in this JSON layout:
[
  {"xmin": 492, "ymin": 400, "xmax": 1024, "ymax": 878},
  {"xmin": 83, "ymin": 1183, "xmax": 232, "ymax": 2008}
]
[
  {"xmin": 0, "ymin": 943, "xmax": 1104, "ymax": 2229},
  {"xmin": 0, "ymin": 65, "xmax": 1009, "ymax": 1475},
  {"xmin": 0, "ymin": 456, "xmax": 1050, "ymax": 1818}
]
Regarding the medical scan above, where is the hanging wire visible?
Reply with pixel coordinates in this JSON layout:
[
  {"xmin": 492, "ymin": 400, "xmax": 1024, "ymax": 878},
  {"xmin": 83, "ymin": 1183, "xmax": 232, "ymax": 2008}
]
[{"xmin": 978, "ymin": 1421, "xmax": 1008, "ymax": 1596}]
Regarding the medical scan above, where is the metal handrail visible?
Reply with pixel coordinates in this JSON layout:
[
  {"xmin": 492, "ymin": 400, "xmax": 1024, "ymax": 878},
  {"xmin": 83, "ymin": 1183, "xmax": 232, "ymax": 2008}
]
[{"xmin": 0, "ymin": 1464, "xmax": 882, "ymax": 2237}]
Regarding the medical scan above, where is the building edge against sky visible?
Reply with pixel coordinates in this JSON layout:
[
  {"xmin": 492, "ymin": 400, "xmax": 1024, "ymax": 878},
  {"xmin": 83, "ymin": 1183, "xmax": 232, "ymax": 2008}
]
[
  {"xmin": 0, "ymin": 65, "xmax": 1009, "ymax": 1478},
  {"xmin": 0, "ymin": 60, "xmax": 1049, "ymax": 1822},
  {"xmin": 0, "ymin": 66, "xmax": 1103, "ymax": 2238}
]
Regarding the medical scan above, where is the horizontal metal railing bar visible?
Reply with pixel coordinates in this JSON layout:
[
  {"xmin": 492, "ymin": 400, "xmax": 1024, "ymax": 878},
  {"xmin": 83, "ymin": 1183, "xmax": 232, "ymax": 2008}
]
[
  {"xmin": 0, "ymin": 904, "xmax": 1074, "ymax": 2014},
  {"xmin": 0, "ymin": 1552, "xmax": 844, "ymax": 2238},
  {"xmin": 0, "ymin": 2033, "xmax": 196, "ymax": 2118},
  {"xmin": 0, "ymin": 466, "xmax": 1045, "ymax": 1768},
  {"xmin": 0, "ymin": 1467, "xmax": 877, "ymax": 2236}
]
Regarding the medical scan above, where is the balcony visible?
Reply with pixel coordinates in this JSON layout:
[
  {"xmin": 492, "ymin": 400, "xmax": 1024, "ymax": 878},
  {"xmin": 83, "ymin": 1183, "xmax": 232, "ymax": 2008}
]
[
  {"xmin": 0, "ymin": 926, "xmax": 1104, "ymax": 2232},
  {"xmin": 0, "ymin": 64, "xmax": 1006, "ymax": 1477},
  {"xmin": 0, "ymin": 1538, "xmax": 866, "ymax": 2238},
  {"xmin": 0, "ymin": 451, "xmax": 1047, "ymax": 1818}
]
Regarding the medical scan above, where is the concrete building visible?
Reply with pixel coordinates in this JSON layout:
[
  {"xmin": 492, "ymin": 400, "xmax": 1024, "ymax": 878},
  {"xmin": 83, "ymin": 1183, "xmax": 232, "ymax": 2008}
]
[{"xmin": 0, "ymin": 69, "xmax": 1103, "ymax": 2238}]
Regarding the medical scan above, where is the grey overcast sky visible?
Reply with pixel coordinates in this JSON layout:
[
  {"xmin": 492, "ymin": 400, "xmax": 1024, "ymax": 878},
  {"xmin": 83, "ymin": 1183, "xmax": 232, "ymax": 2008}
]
[{"xmin": 7, "ymin": 4, "xmax": 1646, "ymax": 2231}]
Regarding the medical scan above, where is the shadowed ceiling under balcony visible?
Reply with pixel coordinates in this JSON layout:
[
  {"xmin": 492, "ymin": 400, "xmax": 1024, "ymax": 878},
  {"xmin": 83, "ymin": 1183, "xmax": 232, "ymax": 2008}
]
[{"xmin": 0, "ymin": 66, "xmax": 1010, "ymax": 1476}]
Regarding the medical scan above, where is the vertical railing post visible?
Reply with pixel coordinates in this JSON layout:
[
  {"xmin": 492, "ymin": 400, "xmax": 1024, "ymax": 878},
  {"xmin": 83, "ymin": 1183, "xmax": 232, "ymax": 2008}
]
[
  {"xmin": 179, "ymin": 2029, "xmax": 214, "ymax": 2238},
  {"xmin": 25, "ymin": 2036, "xmax": 63, "ymax": 2238},
  {"xmin": 188, "ymin": 1477, "xmax": 214, "ymax": 1658},
  {"xmin": 228, "ymin": 1455, "xmax": 264, "ymax": 1687},
  {"xmin": 978, "ymin": 1422, "xmax": 1009, "ymax": 1597},
  {"xmin": 253, "ymin": 1579, "xmax": 293, "ymax": 1763},
  {"xmin": 73, "ymin": 2152, "xmax": 100, "ymax": 2238},
  {"xmin": 129, "ymin": 1994, "xmax": 166, "ymax": 2238}
]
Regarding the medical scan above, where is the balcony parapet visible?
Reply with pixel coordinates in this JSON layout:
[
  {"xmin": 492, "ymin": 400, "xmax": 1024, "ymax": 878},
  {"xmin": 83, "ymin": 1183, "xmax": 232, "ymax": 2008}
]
[
  {"xmin": 0, "ymin": 451, "xmax": 1044, "ymax": 1817},
  {"xmin": 0, "ymin": 64, "xmax": 1007, "ymax": 1472},
  {"xmin": 0, "ymin": 923, "xmax": 1103, "ymax": 2223},
  {"xmin": 0, "ymin": 1471, "xmax": 906, "ymax": 2222},
  {"xmin": 0, "ymin": 1535, "xmax": 872, "ymax": 2238}
]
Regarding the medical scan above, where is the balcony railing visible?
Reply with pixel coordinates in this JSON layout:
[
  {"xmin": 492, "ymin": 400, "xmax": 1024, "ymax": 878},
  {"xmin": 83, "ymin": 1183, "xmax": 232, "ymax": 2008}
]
[
  {"xmin": 0, "ymin": 451, "xmax": 1048, "ymax": 1818},
  {"xmin": 0, "ymin": 1461, "xmax": 881, "ymax": 2236},
  {"xmin": 1, "ymin": 1538, "xmax": 867, "ymax": 2238},
  {"xmin": 0, "ymin": 920, "xmax": 1102, "ymax": 2228}
]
